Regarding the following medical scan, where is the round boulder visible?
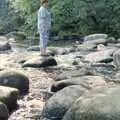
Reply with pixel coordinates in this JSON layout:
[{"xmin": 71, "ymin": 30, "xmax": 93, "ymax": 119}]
[
  {"xmin": 84, "ymin": 34, "xmax": 108, "ymax": 45},
  {"xmin": 23, "ymin": 57, "xmax": 57, "ymax": 68},
  {"xmin": 63, "ymin": 85, "xmax": 120, "ymax": 120},
  {"xmin": 0, "ymin": 70, "xmax": 29, "ymax": 94},
  {"xmin": 0, "ymin": 86, "xmax": 19, "ymax": 111},
  {"xmin": 40, "ymin": 85, "xmax": 87, "ymax": 120}
]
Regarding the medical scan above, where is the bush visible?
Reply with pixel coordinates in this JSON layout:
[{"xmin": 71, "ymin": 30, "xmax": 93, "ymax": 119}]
[
  {"xmin": 1, "ymin": 0, "xmax": 120, "ymax": 38},
  {"xmin": 51, "ymin": 0, "xmax": 120, "ymax": 37}
]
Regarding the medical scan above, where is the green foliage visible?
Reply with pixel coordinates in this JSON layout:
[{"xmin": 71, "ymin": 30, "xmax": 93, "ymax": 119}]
[
  {"xmin": 51, "ymin": 0, "xmax": 88, "ymax": 35},
  {"xmin": 51, "ymin": 0, "xmax": 120, "ymax": 37},
  {"xmin": 1, "ymin": 0, "xmax": 120, "ymax": 37},
  {"xmin": 10, "ymin": 0, "xmax": 40, "ymax": 35},
  {"xmin": 0, "ymin": 0, "xmax": 23, "ymax": 34}
]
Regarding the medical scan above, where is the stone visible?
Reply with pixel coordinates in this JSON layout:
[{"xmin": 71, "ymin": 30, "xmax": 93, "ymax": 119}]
[
  {"xmin": 97, "ymin": 44, "xmax": 105, "ymax": 51},
  {"xmin": 113, "ymin": 49, "xmax": 120, "ymax": 70},
  {"xmin": 107, "ymin": 43, "xmax": 120, "ymax": 48},
  {"xmin": 56, "ymin": 49, "xmax": 69, "ymax": 55},
  {"xmin": 51, "ymin": 76, "xmax": 106, "ymax": 92},
  {"xmin": 84, "ymin": 34, "xmax": 108, "ymax": 45},
  {"xmin": 0, "ymin": 102, "xmax": 9, "ymax": 120},
  {"xmin": 106, "ymin": 37, "xmax": 117, "ymax": 43},
  {"xmin": 0, "ymin": 42, "xmax": 11, "ymax": 51},
  {"xmin": 0, "ymin": 86, "xmax": 19, "ymax": 111},
  {"xmin": 49, "ymin": 67, "xmax": 96, "ymax": 81},
  {"xmin": 40, "ymin": 85, "xmax": 87, "ymax": 120},
  {"xmin": 84, "ymin": 48, "xmax": 116, "ymax": 63},
  {"xmin": 63, "ymin": 85, "xmax": 120, "ymax": 120},
  {"xmin": 77, "ymin": 44, "xmax": 97, "ymax": 52},
  {"xmin": 72, "ymin": 60, "xmax": 79, "ymax": 65},
  {"xmin": 90, "ymin": 63, "xmax": 115, "ymax": 77},
  {"xmin": 23, "ymin": 57, "xmax": 57, "ymax": 68},
  {"xmin": 27, "ymin": 46, "xmax": 40, "ymax": 51},
  {"xmin": 0, "ymin": 70, "xmax": 29, "ymax": 94}
]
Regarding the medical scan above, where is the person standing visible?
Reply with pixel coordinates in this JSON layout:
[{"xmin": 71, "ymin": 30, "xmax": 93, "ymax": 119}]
[{"xmin": 37, "ymin": 0, "xmax": 51, "ymax": 56}]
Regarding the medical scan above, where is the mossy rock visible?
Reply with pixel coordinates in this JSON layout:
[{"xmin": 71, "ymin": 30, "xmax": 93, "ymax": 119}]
[
  {"xmin": 63, "ymin": 85, "xmax": 120, "ymax": 120},
  {"xmin": 0, "ymin": 70, "xmax": 29, "ymax": 94}
]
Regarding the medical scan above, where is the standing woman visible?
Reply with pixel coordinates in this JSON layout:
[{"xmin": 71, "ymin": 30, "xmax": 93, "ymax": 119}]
[{"xmin": 38, "ymin": 0, "xmax": 51, "ymax": 56}]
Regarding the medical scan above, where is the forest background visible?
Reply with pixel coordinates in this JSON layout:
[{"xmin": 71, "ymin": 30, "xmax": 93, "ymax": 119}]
[{"xmin": 0, "ymin": 0, "xmax": 120, "ymax": 38}]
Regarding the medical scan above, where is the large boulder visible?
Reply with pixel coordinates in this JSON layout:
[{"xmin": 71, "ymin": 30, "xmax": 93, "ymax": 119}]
[
  {"xmin": 51, "ymin": 76, "xmax": 107, "ymax": 92},
  {"xmin": 84, "ymin": 34, "xmax": 108, "ymax": 45},
  {"xmin": 0, "ymin": 86, "xmax": 19, "ymax": 111},
  {"xmin": 84, "ymin": 48, "xmax": 116, "ymax": 63},
  {"xmin": 0, "ymin": 70, "xmax": 29, "ymax": 94},
  {"xmin": 63, "ymin": 85, "xmax": 120, "ymax": 120},
  {"xmin": 0, "ymin": 102, "xmax": 9, "ymax": 120},
  {"xmin": 113, "ymin": 49, "xmax": 120, "ymax": 70},
  {"xmin": 40, "ymin": 85, "xmax": 87, "ymax": 120},
  {"xmin": 23, "ymin": 57, "xmax": 57, "ymax": 68},
  {"xmin": 0, "ymin": 42, "xmax": 11, "ymax": 51}
]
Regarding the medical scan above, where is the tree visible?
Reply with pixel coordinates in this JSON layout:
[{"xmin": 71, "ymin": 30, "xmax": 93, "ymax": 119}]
[
  {"xmin": 0, "ymin": 0, "xmax": 23, "ymax": 34},
  {"xmin": 1, "ymin": 0, "xmax": 120, "ymax": 37}
]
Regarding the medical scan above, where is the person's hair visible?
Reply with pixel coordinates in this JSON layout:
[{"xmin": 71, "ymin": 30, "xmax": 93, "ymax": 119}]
[{"xmin": 40, "ymin": 0, "xmax": 48, "ymax": 4}]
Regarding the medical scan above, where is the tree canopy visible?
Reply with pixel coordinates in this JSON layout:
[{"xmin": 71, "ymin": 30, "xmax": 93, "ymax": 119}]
[{"xmin": 0, "ymin": 0, "xmax": 120, "ymax": 37}]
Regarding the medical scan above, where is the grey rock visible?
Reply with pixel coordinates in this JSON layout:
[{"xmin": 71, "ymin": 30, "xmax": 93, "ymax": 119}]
[
  {"xmin": 0, "ymin": 42, "xmax": 11, "ymax": 51},
  {"xmin": 27, "ymin": 46, "xmax": 40, "ymax": 51},
  {"xmin": 106, "ymin": 37, "xmax": 117, "ymax": 44},
  {"xmin": 97, "ymin": 44, "xmax": 105, "ymax": 51},
  {"xmin": 49, "ymin": 67, "xmax": 95, "ymax": 81},
  {"xmin": 0, "ymin": 102, "xmax": 9, "ymax": 120},
  {"xmin": 40, "ymin": 85, "xmax": 87, "ymax": 120},
  {"xmin": 23, "ymin": 57, "xmax": 57, "ymax": 68},
  {"xmin": 51, "ymin": 76, "xmax": 106, "ymax": 92},
  {"xmin": 63, "ymin": 85, "xmax": 120, "ymax": 120},
  {"xmin": 84, "ymin": 48, "xmax": 116, "ymax": 63},
  {"xmin": 0, "ymin": 86, "xmax": 19, "ymax": 111},
  {"xmin": 0, "ymin": 70, "xmax": 29, "ymax": 94},
  {"xmin": 84, "ymin": 34, "xmax": 108, "ymax": 45}
]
